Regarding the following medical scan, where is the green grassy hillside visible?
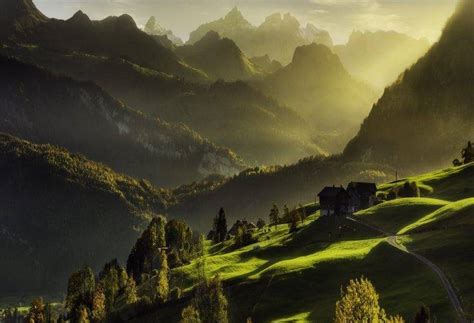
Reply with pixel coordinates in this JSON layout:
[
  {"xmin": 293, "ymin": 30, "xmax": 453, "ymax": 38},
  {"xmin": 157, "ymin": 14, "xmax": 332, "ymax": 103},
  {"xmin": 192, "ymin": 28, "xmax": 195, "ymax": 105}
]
[{"xmin": 135, "ymin": 163, "xmax": 473, "ymax": 322}]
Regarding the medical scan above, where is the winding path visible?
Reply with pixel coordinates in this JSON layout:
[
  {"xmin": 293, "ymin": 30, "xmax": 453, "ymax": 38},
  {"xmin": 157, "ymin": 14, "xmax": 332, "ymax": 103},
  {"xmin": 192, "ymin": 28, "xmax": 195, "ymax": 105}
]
[{"xmin": 346, "ymin": 216, "xmax": 468, "ymax": 323}]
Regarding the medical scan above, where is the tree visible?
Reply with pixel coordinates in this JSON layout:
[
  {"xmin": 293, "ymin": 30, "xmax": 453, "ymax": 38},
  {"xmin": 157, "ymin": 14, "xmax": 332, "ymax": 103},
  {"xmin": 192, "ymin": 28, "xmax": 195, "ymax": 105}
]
[
  {"xmin": 461, "ymin": 141, "xmax": 474, "ymax": 164},
  {"xmin": 194, "ymin": 275, "xmax": 228, "ymax": 323},
  {"xmin": 91, "ymin": 283, "xmax": 106, "ymax": 322},
  {"xmin": 44, "ymin": 303, "xmax": 54, "ymax": 323},
  {"xmin": 166, "ymin": 219, "xmax": 195, "ymax": 267},
  {"xmin": 288, "ymin": 210, "xmax": 302, "ymax": 233},
  {"xmin": 269, "ymin": 204, "xmax": 280, "ymax": 228},
  {"xmin": 25, "ymin": 297, "xmax": 45, "ymax": 323},
  {"xmin": 127, "ymin": 216, "xmax": 167, "ymax": 282},
  {"xmin": 212, "ymin": 208, "xmax": 228, "ymax": 243},
  {"xmin": 335, "ymin": 277, "xmax": 404, "ymax": 323},
  {"xmin": 124, "ymin": 275, "xmax": 138, "ymax": 305},
  {"xmin": 283, "ymin": 205, "xmax": 290, "ymax": 223},
  {"xmin": 398, "ymin": 181, "xmax": 420, "ymax": 198},
  {"xmin": 414, "ymin": 305, "xmax": 433, "ymax": 323},
  {"xmin": 256, "ymin": 218, "xmax": 266, "ymax": 230},
  {"xmin": 66, "ymin": 267, "xmax": 95, "ymax": 322},
  {"xmin": 153, "ymin": 250, "xmax": 169, "ymax": 303},
  {"xmin": 181, "ymin": 305, "xmax": 201, "ymax": 323},
  {"xmin": 98, "ymin": 259, "xmax": 124, "ymax": 313}
]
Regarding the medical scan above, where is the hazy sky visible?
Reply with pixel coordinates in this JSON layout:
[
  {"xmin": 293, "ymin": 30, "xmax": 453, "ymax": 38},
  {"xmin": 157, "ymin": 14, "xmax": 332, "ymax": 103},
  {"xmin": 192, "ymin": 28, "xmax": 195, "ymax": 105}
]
[{"xmin": 34, "ymin": 0, "xmax": 458, "ymax": 44}]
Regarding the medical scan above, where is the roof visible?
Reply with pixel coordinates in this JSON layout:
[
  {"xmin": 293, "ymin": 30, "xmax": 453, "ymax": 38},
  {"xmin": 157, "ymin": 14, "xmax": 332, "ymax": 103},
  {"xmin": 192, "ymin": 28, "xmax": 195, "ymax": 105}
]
[
  {"xmin": 347, "ymin": 182, "xmax": 377, "ymax": 194},
  {"xmin": 318, "ymin": 186, "xmax": 346, "ymax": 198}
]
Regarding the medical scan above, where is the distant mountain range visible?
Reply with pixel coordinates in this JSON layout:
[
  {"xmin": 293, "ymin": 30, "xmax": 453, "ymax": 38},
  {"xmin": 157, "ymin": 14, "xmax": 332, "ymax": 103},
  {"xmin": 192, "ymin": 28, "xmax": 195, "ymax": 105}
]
[
  {"xmin": 0, "ymin": 55, "xmax": 244, "ymax": 187},
  {"xmin": 188, "ymin": 7, "xmax": 333, "ymax": 64},
  {"xmin": 143, "ymin": 16, "xmax": 184, "ymax": 46},
  {"xmin": 0, "ymin": 134, "xmax": 170, "ymax": 294},
  {"xmin": 257, "ymin": 43, "xmax": 378, "ymax": 153},
  {"xmin": 344, "ymin": 0, "xmax": 474, "ymax": 171},
  {"xmin": 175, "ymin": 31, "xmax": 264, "ymax": 81},
  {"xmin": 334, "ymin": 31, "xmax": 431, "ymax": 89},
  {"xmin": 0, "ymin": 0, "xmax": 204, "ymax": 81}
]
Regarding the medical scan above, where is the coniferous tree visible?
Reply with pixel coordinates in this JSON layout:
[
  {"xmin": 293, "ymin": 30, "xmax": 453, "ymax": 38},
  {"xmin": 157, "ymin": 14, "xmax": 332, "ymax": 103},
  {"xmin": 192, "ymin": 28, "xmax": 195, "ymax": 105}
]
[
  {"xmin": 153, "ymin": 250, "xmax": 170, "ymax": 303},
  {"xmin": 212, "ymin": 208, "xmax": 228, "ymax": 243},
  {"xmin": 256, "ymin": 218, "xmax": 266, "ymax": 230},
  {"xmin": 269, "ymin": 204, "xmax": 280, "ymax": 228},
  {"xmin": 44, "ymin": 303, "xmax": 54, "ymax": 323},
  {"xmin": 194, "ymin": 275, "xmax": 228, "ymax": 323}
]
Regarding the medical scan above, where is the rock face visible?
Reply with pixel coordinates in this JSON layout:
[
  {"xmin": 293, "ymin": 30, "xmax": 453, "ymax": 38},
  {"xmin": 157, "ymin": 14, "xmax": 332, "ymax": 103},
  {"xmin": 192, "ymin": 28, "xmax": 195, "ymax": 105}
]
[
  {"xmin": 0, "ymin": 134, "xmax": 170, "ymax": 294},
  {"xmin": 334, "ymin": 30, "xmax": 431, "ymax": 89},
  {"xmin": 0, "ymin": 55, "xmax": 245, "ymax": 187},
  {"xmin": 187, "ymin": 7, "xmax": 333, "ymax": 64},
  {"xmin": 175, "ymin": 31, "xmax": 263, "ymax": 81},
  {"xmin": 344, "ymin": 0, "xmax": 474, "ymax": 171},
  {"xmin": 143, "ymin": 16, "xmax": 184, "ymax": 46},
  {"xmin": 258, "ymin": 43, "xmax": 378, "ymax": 153}
]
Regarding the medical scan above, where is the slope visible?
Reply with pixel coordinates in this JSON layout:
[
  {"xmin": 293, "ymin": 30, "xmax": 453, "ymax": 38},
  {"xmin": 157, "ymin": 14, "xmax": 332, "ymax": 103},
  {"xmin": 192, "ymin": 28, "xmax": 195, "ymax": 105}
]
[
  {"xmin": 175, "ymin": 31, "xmax": 263, "ymax": 81},
  {"xmin": 257, "ymin": 43, "xmax": 379, "ymax": 153},
  {"xmin": 0, "ymin": 43, "xmax": 324, "ymax": 166},
  {"xmin": 0, "ymin": 0, "xmax": 203, "ymax": 80},
  {"xmin": 334, "ymin": 31, "xmax": 430, "ymax": 89},
  {"xmin": 0, "ymin": 134, "xmax": 170, "ymax": 295},
  {"xmin": 0, "ymin": 55, "xmax": 244, "ymax": 187},
  {"xmin": 344, "ymin": 0, "xmax": 474, "ymax": 171}
]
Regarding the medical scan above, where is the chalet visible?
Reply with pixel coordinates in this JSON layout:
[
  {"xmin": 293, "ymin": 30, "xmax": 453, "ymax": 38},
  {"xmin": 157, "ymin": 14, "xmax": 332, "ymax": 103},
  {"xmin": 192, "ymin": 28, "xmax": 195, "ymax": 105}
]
[
  {"xmin": 318, "ymin": 186, "xmax": 351, "ymax": 216},
  {"xmin": 228, "ymin": 220, "xmax": 257, "ymax": 236},
  {"xmin": 346, "ymin": 182, "xmax": 377, "ymax": 212}
]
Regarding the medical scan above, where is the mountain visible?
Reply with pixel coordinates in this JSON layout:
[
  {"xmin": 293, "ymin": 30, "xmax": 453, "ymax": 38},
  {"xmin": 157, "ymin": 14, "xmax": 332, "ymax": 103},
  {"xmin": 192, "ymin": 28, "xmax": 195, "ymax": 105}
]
[
  {"xmin": 144, "ymin": 16, "xmax": 183, "ymax": 46},
  {"xmin": 334, "ymin": 31, "xmax": 431, "ymax": 89},
  {"xmin": 0, "ymin": 134, "xmax": 171, "ymax": 294},
  {"xmin": 344, "ymin": 0, "xmax": 474, "ymax": 171},
  {"xmin": 257, "ymin": 43, "xmax": 379, "ymax": 153},
  {"xmin": 0, "ymin": 45, "xmax": 322, "ymax": 166},
  {"xmin": 250, "ymin": 55, "xmax": 283, "ymax": 74},
  {"xmin": 175, "ymin": 31, "xmax": 264, "ymax": 81},
  {"xmin": 188, "ymin": 7, "xmax": 333, "ymax": 64},
  {"xmin": 0, "ymin": 0, "xmax": 204, "ymax": 80},
  {"xmin": 0, "ymin": 55, "xmax": 244, "ymax": 187}
]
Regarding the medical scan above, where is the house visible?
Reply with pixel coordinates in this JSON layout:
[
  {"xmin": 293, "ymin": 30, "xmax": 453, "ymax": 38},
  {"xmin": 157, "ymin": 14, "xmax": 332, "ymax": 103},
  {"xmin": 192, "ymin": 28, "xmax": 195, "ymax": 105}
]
[
  {"xmin": 346, "ymin": 182, "xmax": 377, "ymax": 212},
  {"xmin": 318, "ymin": 186, "xmax": 351, "ymax": 216},
  {"xmin": 228, "ymin": 220, "xmax": 257, "ymax": 236}
]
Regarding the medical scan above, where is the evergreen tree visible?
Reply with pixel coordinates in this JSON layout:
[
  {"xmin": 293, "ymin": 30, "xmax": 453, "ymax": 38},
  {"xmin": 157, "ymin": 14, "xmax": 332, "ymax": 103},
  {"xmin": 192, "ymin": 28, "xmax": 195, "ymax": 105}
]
[
  {"xmin": 44, "ymin": 303, "xmax": 54, "ymax": 323},
  {"xmin": 194, "ymin": 275, "xmax": 228, "ymax": 323},
  {"xmin": 98, "ymin": 260, "xmax": 121, "ymax": 313},
  {"xmin": 256, "ymin": 218, "xmax": 266, "ymax": 230},
  {"xmin": 153, "ymin": 250, "xmax": 170, "ymax": 303},
  {"xmin": 283, "ymin": 205, "xmax": 290, "ymax": 223},
  {"xmin": 212, "ymin": 208, "xmax": 228, "ymax": 243},
  {"xmin": 269, "ymin": 204, "xmax": 280, "ymax": 228}
]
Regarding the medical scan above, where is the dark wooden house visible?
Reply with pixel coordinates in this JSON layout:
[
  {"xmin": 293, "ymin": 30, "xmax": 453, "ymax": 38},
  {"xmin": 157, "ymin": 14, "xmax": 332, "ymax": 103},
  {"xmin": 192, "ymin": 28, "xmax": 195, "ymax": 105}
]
[
  {"xmin": 318, "ymin": 186, "xmax": 350, "ymax": 216},
  {"xmin": 346, "ymin": 182, "xmax": 377, "ymax": 212}
]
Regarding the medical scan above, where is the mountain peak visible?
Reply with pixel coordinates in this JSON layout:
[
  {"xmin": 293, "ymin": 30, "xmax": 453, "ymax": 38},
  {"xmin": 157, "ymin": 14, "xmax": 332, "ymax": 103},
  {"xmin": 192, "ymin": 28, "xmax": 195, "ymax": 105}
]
[
  {"xmin": 0, "ymin": 0, "xmax": 47, "ymax": 39},
  {"xmin": 67, "ymin": 10, "xmax": 91, "ymax": 26},
  {"xmin": 225, "ymin": 6, "xmax": 245, "ymax": 21},
  {"xmin": 197, "ymin": 30, "xmax": 221, "ymax": 44}
]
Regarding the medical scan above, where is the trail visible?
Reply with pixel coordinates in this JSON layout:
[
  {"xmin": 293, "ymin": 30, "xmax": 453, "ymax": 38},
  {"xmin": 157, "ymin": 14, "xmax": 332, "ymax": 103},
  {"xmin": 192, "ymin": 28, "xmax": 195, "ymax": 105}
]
[{"xmin": 346, "ymin": 216, "xmax": 468, "ymax": 323}]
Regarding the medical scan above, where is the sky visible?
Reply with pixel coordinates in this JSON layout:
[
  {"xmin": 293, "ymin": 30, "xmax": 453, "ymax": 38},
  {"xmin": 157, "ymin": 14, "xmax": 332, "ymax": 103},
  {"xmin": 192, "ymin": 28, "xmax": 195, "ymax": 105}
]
[{"xmin": 34, "ymin": 0, "xmax": 458, "ymax": 44}]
